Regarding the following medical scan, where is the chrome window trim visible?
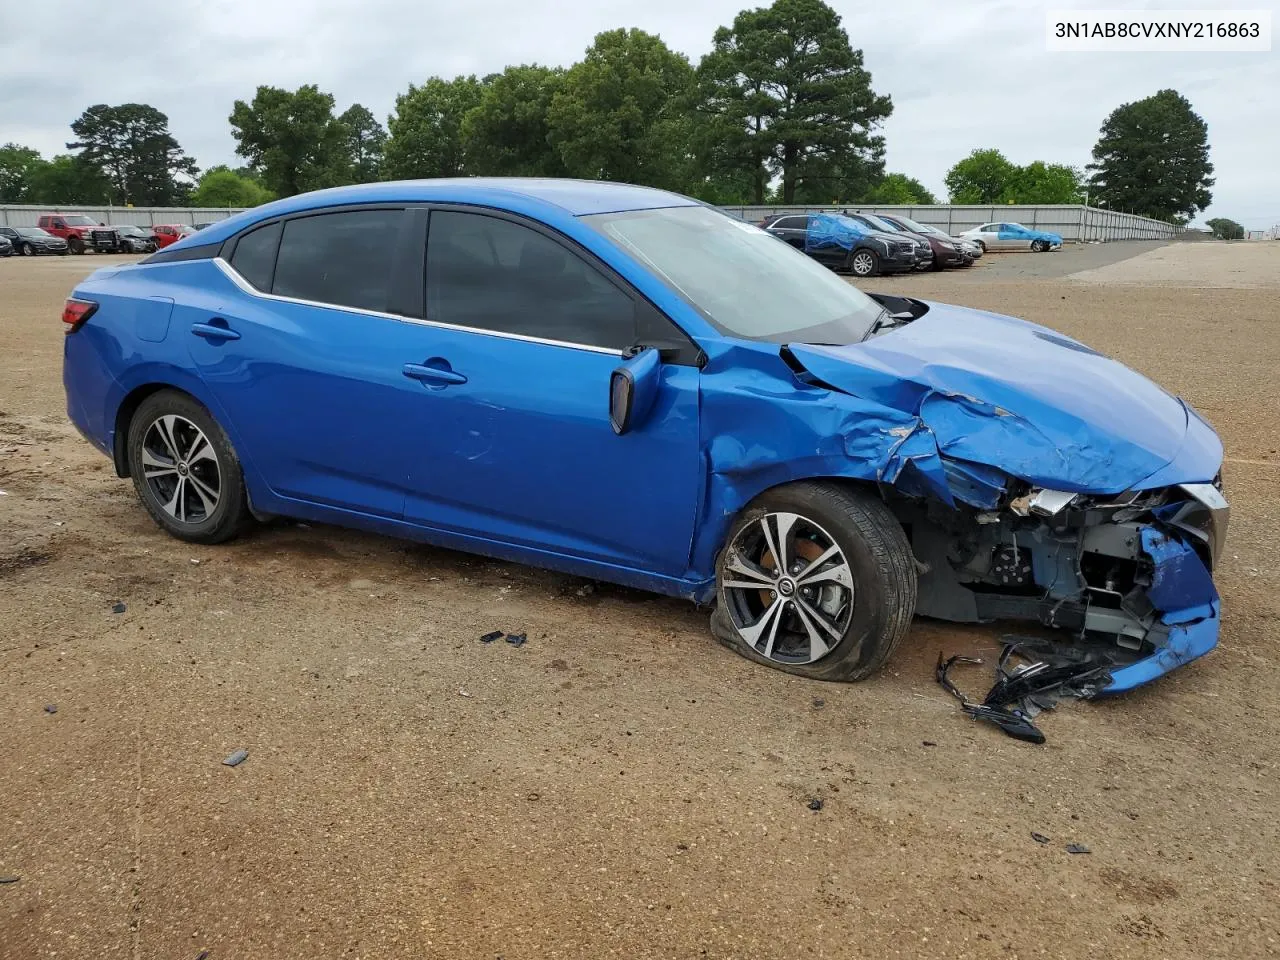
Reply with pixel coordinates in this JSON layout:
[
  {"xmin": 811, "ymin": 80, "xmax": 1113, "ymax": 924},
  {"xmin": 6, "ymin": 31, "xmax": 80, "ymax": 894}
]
[{"xmin": 212, "ymin": 256, "xmax": 623, "ymax": 358}]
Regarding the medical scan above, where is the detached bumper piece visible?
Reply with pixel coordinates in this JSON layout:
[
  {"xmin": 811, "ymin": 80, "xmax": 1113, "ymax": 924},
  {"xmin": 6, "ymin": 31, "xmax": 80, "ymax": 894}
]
[{"xmin": 906, "ymin": 485, "xmax": 1224, "ymax": 693}]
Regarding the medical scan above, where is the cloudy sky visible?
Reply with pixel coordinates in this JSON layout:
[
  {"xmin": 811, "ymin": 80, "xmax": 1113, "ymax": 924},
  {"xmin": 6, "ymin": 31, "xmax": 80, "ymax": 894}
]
[{"xmin": 2, "ymin": 0, "xmax": 1275, "ymax": 226}]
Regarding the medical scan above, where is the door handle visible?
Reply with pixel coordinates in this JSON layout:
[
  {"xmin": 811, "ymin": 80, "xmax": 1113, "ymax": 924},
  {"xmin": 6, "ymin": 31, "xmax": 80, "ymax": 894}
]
[
  {"xmin": 403, "ymin": 361, "xmax": 467, "ymax": 386},
  {"xmin": 191, "ymin": 320, "xmax": 240, "ymax": 341}
]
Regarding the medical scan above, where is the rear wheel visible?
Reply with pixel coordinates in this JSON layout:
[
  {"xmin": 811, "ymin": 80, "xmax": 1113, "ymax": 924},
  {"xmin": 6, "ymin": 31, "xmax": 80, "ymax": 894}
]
[
  {"xmin": 127, "ymin": 390, "xmax": 251, "ymax": 544},
  {"xmin": 848, "ymin": 248, "xmax": 879, "ymax": 277},
  {"xmin": 710, "ymin": 482, "xmax": 917, "ymax": 682}
]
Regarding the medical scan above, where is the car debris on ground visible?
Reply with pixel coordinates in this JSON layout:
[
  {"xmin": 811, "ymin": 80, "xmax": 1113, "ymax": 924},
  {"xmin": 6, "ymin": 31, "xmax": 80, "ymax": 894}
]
[
  {"xmin": 110, "ymin": 601, "xmax": 126, "ymax": 614},
  {"xmin": 935, "ymin": 637, "xmax": 1114, "ymax": 744},
  {"xmin": 221, "ymin": 749, "xmax": 249, "ymax": 767}
]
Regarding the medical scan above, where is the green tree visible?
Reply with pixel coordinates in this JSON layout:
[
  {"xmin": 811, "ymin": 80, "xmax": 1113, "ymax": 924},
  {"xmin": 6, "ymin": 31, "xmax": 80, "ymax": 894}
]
[
  {"xmin": 25, "ymin": 155, "xmax": 111, "ymax": 204},
  {"xmin": 462, "ymin": 65, "xmax": 566, "ymax": 177},
  {"xmin": 190, "ymin": 166, "xmax": 274, "ymax": 207},
  {"xmin": 382, "ymin": 76, "xmax": 485, "ymax": 180},
  {"xmin": 1205, "ymin": 217, "xmax": 1244, "ymax": 240},
  {"xmin": 68, "ymin": 103, "xmax": 198, "ymax": 205},
  {"xmin": 547, "ymin": 29, "xmax": 696, "ymax": 190},
  {"xmin": 1014, "ymin": 161, "xmax": 1083, "ymax": 203},
  {"xmin": 944, "ymin": 148, "xmax": 1019, "ymax": 203},
  {"xmin": 229, "ymin": 85, "xmax": 350, "ymax": 197},
  {"xmin": 338, "ymin": 104, "xmax": 386, "ymax": 182},
  {"xmin": 862, "ymin": 172, "xmax": 937, "ymax": 204},
  {"xmin": 0, "ymin": 143, "xmax": 47, "ymax": 203},
  {"xmin": 696, "ymin": 0, "xmax": 892, "ymax": 204},
  {"xmin": 1088, "ymin": 89, "xmax": 1213, "ymax": 222}
]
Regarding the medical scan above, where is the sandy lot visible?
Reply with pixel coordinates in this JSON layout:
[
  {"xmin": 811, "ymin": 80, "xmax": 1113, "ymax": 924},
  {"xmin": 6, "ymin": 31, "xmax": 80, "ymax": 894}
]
[{"xmin": 2, "ymin": 244, "xmax": 1279, "ymax": 959}]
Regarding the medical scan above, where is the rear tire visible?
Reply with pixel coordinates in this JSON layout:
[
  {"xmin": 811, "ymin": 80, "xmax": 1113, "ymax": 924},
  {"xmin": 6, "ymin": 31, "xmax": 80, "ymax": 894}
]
[
  {"xmin": 710, "ymin": 482, "xmax": 917, "ymax": 682},
  {"xmin": 848, "ymin": 248, "xmax": 879, "ymax": 277},
  {"xmin": 127, "ymin": 390, "xmax": 252, "ymax": 545}
]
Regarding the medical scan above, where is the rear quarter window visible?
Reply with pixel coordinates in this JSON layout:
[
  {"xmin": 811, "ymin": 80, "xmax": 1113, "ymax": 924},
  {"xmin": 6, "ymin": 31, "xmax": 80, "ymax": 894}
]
[{"xmin": 229, "ymin": 221, "xmax": 282, "ymax": 291}]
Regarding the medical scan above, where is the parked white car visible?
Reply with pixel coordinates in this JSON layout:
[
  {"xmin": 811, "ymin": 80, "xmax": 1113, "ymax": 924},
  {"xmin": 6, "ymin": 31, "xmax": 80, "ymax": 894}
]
[{"xmin": 960, "ymin": 222, "xmax": 1063, "ymax": 253}]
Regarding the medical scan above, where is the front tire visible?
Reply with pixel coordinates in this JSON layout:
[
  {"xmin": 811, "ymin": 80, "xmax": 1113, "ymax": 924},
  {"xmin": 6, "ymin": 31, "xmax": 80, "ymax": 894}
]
[
  {"xmin": 848, "ymin": 248, "xmax": 879, "ymax": 277},
  {"xmin": 710, "ymin": 482, "xmax": 917, "ymax": 682},
  {"xmin": 127, "ymin": 390, "xmax": 251, "ymax": 544},
  {"xmin": 20, "ymin": 243, "xmax": 34, "ymax": 257},
  {"xmin": 1031, "ymin": 239, "xmax": 1047, "ymax": 253},
  {"xmin": 68, "ymin": 236, "xmax": 85, "ymax": 254}
]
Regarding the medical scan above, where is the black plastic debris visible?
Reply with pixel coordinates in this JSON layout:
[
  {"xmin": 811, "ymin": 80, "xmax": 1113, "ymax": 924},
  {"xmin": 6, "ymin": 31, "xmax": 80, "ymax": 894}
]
[
  {"xmin": 936, "ymin": 654, "xmax": 1046, "ymax": 744},
  {"xmin": 505, "ymin": 631, "xmax": 527, "ymax": 648},
  {"xmin": 1066, "ymin": 843, "xmax": 1091, "ymax": 855},
  {"xmin": 221, "ymin": 749, "xmax": 249, "ymax": 767},
  {"xmin": 935, "ymin": 638, "xmax": 1114, "ymax": 745},
  {"xmin": 111, "ymin": 601, "xmax": 126, "ymax": 614},
  {"xmin": 807, "ymin": 798, "xmax": 824, "ymax": 811},
  {"xmin": 196, "ymin": 951, "xmax": 210, "ymax": 960},
  {"xmin": 44, "ymin": 704, "xmax": 57, "ymax": 714},
  {"xmin": 479, "ymin": 630, "xmax": 503, "ymax": 644},
  {"xmin": 1031, "ymin": 832, "xmax": 1051, "ymax": 844},
  {"xmin": 0, "ymin": 875, "xmax": 19, "ymax": 884},
  {"xmin": 921, "ymin": 740, "xmax": 937, "ymax": 747},
  {"xmin": 812, "ymin": 698, "xmax": 826, "ymax": 709}
]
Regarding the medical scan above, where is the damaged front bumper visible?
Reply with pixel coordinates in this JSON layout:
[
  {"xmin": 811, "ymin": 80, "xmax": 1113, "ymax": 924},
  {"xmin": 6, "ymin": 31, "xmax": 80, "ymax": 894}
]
[{"xmin": 900, "ymin": 479, "xmax": 1227, "ymax": 693}]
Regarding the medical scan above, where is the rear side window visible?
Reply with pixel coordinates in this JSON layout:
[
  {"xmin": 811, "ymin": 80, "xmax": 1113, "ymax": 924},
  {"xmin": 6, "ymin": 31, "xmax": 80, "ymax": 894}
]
[
  {"xmin": 270, "ymin": 210, "xmax": 402, "ymax": 312},
  {"xmin": 773, "ymin": 216, "xmax": 804, "ymax": 230},
  {"xmin": 425, "ymin": 210, "xmax": 636, "ymax": 350},
  {"xmin": 229, "ymin": 221, "xmax": 281, "ymax": 291}
]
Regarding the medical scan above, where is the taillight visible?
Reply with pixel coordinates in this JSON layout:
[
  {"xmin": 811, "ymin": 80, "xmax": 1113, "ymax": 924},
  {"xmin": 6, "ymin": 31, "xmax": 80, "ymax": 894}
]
[{"xmin": 62, "ymin": 297, "xmax": 98, "ymax": 333}]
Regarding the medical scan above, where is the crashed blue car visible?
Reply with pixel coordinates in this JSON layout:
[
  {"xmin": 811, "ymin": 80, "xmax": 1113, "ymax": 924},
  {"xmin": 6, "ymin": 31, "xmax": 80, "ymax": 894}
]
[{"xmin": 62, "ymin": 179, "xmax": 1226, "ymax": 691}]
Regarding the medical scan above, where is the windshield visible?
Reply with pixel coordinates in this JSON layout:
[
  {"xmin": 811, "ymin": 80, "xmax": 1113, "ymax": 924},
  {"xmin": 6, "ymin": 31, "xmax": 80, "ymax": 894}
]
[
  {"xmin": 914, "ymin": 222, "xmax": 949, "ymax": 236},
  {"xmin": 17, "ymin": 227, "xmax": 52, "ymax": 238},
  {"xmin": 858, "ymin": 213, "xmax": 902, "ymax": 233},
  {"xmin": 585, "ymin": 206, "xmax": 884, "ymax": 345},
  {"xmin": 62, "ymin": 215, "xmax": 98, "ymax": 226},
  {"xmin": 116, "ymin": 225, "xmax": 143, "ymax": 235}
]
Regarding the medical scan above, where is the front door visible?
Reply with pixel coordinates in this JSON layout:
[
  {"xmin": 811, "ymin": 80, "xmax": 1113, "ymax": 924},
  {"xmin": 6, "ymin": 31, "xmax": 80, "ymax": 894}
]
[{"xmin": 399, "ymin": 208, "xmax": 702, "ymax": 577}]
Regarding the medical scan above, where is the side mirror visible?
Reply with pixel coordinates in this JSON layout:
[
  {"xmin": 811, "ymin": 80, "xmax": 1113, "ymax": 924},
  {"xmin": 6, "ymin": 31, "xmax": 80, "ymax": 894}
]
[{"xmin": 609, "ymin": 347, "xmax": 661, "ymax": 435}]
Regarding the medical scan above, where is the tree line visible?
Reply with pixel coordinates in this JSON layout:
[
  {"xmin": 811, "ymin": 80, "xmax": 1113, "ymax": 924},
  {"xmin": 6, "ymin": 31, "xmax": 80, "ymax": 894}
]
[{"xmin": 0, "ymin": 0, "xmax": 1214, "ymax": 222}]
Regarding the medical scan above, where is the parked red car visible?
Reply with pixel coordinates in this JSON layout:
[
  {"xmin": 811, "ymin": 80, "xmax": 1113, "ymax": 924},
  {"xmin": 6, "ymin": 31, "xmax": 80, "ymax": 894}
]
[
  {"xmin": 36, "ymin": 214, "xmax": 122, "ymax": 254},
  {"xmin": 152, "ymin": 224, "xmax": 196, "ymax": 248}
]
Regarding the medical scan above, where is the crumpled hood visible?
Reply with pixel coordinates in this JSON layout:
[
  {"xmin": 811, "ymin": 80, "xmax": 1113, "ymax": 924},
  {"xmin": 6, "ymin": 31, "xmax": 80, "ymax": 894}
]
[{"xmin": 786, "ymin": 301, "xmax": 1221, "ymax": 493}]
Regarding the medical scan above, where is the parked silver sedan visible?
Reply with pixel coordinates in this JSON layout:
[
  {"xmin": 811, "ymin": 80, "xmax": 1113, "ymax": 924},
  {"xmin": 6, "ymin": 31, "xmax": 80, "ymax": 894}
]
[{"xmin": 960, "ymin": 222, "xmax": 1063, "ymax": 253}]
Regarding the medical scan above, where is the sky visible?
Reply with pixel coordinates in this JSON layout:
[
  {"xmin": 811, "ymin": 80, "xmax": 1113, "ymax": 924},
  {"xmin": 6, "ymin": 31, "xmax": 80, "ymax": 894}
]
[{"xmin": 1, "ymin": 0, "xmax": 1276, "ymax": 227}]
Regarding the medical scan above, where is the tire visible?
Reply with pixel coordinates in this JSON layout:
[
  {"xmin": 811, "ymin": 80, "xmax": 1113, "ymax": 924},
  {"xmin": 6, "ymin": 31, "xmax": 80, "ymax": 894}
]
[
  {"xmin": 1031, "ymin": 239, "xmax": 1047, "ymax": 253},
  {"xmin": 127, "ymin": 390, "xmax": 252, "ymax": 544},
  {"xmin": 710, "ymin": 481, "xmax": 917, "ymax": 682},
  {"xmin": 975, "ymin": 240, "xmax": 986, "ymax": 253},
  {"xmin": 848, "ymin": 248, "xmax": 879, "ymax": 277},
  {"xmin": 20, "ymin": 243, "xmax": 34, "ymax": 257},
  {"xmin": 68, "ymin": 236, "xmax": 85, "ymax": 255}
]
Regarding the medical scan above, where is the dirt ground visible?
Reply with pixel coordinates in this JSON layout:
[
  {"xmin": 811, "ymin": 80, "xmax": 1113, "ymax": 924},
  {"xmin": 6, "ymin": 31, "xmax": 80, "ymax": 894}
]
[{"xmin": 2, "ymin": 243, "xmax": 1279, "ymax": 959}]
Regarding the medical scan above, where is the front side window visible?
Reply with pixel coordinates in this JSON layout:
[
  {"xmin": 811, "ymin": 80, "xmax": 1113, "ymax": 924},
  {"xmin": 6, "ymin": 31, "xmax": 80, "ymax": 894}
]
[
  {"xmin": 585, "ymin": 205, "xmax": 884, "ymax": 345},
  {"xmin": 272, "ymin": 209, "xmax": 402, "ymax": 312},
  {"xmin": 426, "ymin": 210, "xmax": 637, "ymax": 350}
]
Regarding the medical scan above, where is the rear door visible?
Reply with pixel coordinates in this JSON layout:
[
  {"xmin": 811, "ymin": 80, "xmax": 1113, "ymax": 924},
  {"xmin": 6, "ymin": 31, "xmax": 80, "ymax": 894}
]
[
  {"xmin": 398, "ymin": 207, "xmax": 703, "ymax": 576},
  {"xmin": 185, "ymin": 206, "xmax": 434, "ymax": 517},
  {"xmin": 767, "ymin": 215, "xmax": 809, "ymax": 250}
]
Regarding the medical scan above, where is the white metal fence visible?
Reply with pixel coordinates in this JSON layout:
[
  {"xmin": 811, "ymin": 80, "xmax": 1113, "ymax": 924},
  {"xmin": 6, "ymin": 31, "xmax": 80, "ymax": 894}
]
[{"xmin": 0, "ymin": 202, "xmax": 1180, "ymax": 242}]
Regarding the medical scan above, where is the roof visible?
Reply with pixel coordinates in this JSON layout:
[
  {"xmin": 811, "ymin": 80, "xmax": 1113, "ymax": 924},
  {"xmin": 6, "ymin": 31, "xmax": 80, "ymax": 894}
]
[{"xmin": 185, "ymin": 178, "xmax": 699, "ymax": 249}]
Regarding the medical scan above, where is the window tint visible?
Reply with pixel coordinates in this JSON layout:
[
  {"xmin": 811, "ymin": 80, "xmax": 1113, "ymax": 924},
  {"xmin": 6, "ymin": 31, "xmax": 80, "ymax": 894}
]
[
  {"xmin": 229, "ymin": 221, "xmax": 281, "ymax": 291},
  {"xmin": 272, "ymin": 209, "xmax": 402, "ymax": 312},
  {"xmin": 426, "ymin": 211, "xmax": 636, "ymax": 350},
  {"xmin": 773, "ymin": 216, "xmax": 805, "ymax": 230}
]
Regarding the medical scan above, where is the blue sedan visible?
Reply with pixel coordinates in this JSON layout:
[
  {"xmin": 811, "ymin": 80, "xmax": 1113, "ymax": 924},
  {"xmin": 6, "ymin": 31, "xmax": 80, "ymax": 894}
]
[{"xmin": 62, "ymin": 179, "xmax": 1227, "ymax": 689}]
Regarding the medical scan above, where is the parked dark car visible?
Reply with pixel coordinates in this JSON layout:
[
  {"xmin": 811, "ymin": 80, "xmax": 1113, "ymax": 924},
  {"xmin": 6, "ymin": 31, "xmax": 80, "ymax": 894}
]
[
  {"xmin": 0, "ymin": 225, "xmax": 69, "ymax": 255},
  {"xmin": 0, "ymin": 235, "xmax": 12, "ymax": 257},
  {"xmin": 843, "ymin": 212, "xmax": 934, "ymax": 271},
  {"xmin": 762, "ymin": 213, "xmax": 917, "ymax": 277},
  {"xmin": 112, "ymin": 225, "xmax": 159, "ymax": 254},
  {"xmin": 873, "ymin": 213, "xmax": 969, "ymax": 270}
]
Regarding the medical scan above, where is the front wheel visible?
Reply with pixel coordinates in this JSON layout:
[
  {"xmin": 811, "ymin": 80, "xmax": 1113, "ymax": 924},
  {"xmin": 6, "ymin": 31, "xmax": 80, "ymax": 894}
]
[
  {"xmin": 1030, "ymin": 239, "xmax": 1047, "ymax": 252},
  {"xmin": 127, "ymin": 390, "xmax": 252, "ymax": 544},
  {"xmin": 848, "ymin": 248, "xmax": 879, "ymax": 277},
  {"xmin": 711, "ymin": 482, "xmax": 918, "ymax": 682},
  {"xmin": 68, "ymin": 236, "xmax": 85, "ymax": 254},
  {"xmin": 20, "ymin": 243, "xmax": 34, "ymax": 257}
]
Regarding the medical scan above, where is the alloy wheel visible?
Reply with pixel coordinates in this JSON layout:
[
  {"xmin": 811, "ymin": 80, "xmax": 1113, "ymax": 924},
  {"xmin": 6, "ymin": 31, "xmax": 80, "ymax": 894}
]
[
  {"xmin": 722, "ymin": 511, "xmax": 855, "ymax": 665},
  {"xmin": 140, "ymin": 414, "xmax": 221, "ymax": 523},
  {"xmin": 851, "ymin": 252, "xmax": 874, "ymax": 276}
]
